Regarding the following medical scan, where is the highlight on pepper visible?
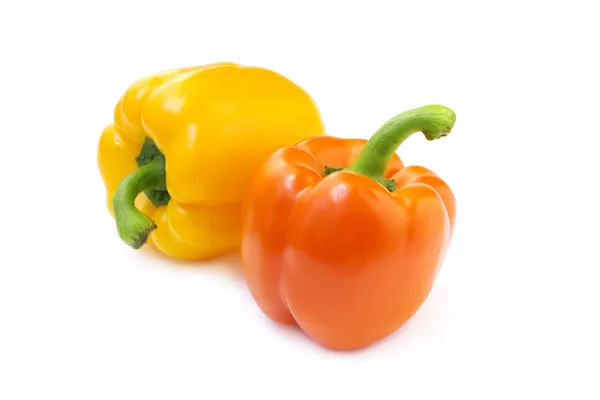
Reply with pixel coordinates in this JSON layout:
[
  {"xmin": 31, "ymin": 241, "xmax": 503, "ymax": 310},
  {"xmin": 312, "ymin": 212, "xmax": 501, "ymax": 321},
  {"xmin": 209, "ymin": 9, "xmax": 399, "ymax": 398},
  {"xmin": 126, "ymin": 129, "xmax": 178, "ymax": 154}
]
[
  {"xmin": 97, "ymin": 62, "xmax": 325, "ymax": 260},
  {"xmin": 240, "ymin": 104, "xmax": 457, "ymax": 350}
]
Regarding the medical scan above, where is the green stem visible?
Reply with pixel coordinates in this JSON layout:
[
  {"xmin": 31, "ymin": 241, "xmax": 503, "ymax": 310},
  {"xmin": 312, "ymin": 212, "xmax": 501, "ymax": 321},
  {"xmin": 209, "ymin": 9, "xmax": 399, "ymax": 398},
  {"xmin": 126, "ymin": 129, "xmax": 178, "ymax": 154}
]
[
  {"xmin": 346, "ymin": 104, "xmax": 456, "ymax": 189},
  {"xmin": 113, "ymin": 156, "xmax": 167, "ymax": 249}
]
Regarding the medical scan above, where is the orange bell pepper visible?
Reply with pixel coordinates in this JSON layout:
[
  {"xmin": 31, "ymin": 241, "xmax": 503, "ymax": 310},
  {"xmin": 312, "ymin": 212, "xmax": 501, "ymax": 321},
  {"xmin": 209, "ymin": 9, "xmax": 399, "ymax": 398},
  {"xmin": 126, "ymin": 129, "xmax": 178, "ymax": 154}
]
[{"xmin": 240, "ymin": 105, "xmax": 457, "ymax": 350}]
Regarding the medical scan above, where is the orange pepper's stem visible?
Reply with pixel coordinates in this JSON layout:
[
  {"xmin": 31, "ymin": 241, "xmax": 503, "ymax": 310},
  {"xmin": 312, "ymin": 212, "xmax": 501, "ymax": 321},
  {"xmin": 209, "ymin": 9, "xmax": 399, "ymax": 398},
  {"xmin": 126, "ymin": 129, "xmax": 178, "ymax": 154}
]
[
  {"xmin": 347, "ymin": 105, "xmax": 456, "ymax": 189},
  {"xmin": 112, "ymin": 156, "xmax": 166, "ymax": 249}
]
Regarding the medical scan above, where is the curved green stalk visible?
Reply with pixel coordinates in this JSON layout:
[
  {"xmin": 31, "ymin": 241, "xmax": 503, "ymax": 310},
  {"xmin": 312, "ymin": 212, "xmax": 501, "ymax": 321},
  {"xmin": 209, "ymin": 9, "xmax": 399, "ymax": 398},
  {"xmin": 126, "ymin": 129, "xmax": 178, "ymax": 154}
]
[
  {"xmin": 112, "ymin": 156, "xmax": 167, "ymax": 249},
  {"xmin": 346, "ymin": 104, "xmax": 456, "ymax": 190}
]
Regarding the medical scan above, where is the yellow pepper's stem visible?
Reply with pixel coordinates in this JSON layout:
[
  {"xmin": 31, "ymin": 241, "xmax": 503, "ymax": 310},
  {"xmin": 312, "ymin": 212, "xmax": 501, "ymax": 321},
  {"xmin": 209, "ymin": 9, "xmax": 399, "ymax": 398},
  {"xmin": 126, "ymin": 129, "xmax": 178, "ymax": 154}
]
[
  {"xmin": 113, "ymin": 156, "xmax": 166, "ymax": 249},
  {"xmin": 346, "ymin": 105, "xmax": 456, "ymax": 191}
]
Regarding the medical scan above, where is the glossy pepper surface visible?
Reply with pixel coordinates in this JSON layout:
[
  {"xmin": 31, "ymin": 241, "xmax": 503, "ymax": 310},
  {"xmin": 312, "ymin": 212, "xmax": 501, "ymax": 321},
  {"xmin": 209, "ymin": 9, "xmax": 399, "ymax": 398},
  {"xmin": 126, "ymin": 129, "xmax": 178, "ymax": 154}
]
[
  {"xmin": 240, "ymin": 105, "xmax": 456, "ymax": 350},
  {"xmin": 98, "ymin": 63, "xmax": 325, "ymax": 259}
]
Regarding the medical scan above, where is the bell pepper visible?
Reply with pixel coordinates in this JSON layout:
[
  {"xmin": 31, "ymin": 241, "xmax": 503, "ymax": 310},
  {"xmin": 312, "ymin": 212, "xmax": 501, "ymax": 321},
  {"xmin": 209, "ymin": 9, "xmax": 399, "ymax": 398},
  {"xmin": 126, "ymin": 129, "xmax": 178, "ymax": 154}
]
[
  {"xmin": 240, "ymin": 105, "xmax": 457, "ymax": 350},
  {"xmin": 97, "ymin": 62, "xmax": 325, "ymax": 259}
]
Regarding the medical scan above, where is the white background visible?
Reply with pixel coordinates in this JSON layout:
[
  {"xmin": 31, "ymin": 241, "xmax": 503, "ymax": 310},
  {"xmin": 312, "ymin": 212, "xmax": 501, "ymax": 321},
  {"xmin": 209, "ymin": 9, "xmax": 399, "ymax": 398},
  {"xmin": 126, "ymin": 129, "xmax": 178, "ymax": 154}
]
[{"xmin": 1, "ymin": 1, "xmax": 599, "ymax": 398}]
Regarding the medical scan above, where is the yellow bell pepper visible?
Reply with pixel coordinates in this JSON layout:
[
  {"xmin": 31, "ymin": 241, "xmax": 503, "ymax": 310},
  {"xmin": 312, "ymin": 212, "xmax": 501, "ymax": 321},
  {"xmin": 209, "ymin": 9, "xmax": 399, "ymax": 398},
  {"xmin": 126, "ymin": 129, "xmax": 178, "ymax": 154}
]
[{"xmin": 97, "ymin": 62, "xmax": 325, "ymax": 260}]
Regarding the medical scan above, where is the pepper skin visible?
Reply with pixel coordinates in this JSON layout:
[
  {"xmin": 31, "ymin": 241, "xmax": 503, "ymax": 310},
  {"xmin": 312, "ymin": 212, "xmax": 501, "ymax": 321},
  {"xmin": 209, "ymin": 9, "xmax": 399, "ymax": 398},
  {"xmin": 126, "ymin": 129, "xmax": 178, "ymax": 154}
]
[
  {"xmin": 98, "ymin": 62, "xmax": 325, "ymax": 259},
  {"xmin": 240, "ymin": 105, "xmax": 456, "ymax": 350}
]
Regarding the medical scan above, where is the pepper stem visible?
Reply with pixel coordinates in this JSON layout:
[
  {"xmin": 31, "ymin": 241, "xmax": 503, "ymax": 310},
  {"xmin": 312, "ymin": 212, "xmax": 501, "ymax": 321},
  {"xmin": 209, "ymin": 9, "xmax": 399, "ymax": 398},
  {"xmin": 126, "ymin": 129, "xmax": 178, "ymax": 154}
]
[
  {"xmin": 112, "ymin": 156, "xmax": 167, "ymax": 249},
  {"xmin": 346, "ymin": 104, "xmax": 456, "ymax": 188}
]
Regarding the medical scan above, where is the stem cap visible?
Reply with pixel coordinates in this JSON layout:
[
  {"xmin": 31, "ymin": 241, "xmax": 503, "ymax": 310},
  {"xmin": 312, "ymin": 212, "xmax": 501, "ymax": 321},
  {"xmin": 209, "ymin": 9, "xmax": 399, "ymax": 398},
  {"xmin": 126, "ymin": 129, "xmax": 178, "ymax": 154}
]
[
  {"xmin": 116, "ymin": 214, "xmax": 157, "ymax": 250},
  {"xmin": 419, "ymin": 105, "xmax": 456, "ymax": 141}
]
